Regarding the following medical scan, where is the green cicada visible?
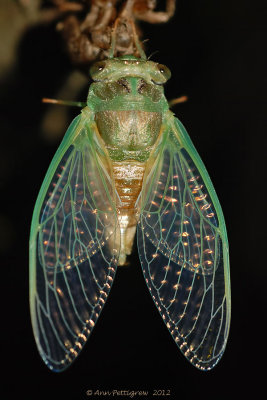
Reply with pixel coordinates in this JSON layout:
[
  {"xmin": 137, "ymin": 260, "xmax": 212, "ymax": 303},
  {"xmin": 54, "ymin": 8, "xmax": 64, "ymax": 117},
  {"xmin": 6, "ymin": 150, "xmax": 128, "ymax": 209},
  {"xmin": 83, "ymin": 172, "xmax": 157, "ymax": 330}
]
[{"xmin": 29, "ymin": 45, "xmax": 231, "ymax": 372}]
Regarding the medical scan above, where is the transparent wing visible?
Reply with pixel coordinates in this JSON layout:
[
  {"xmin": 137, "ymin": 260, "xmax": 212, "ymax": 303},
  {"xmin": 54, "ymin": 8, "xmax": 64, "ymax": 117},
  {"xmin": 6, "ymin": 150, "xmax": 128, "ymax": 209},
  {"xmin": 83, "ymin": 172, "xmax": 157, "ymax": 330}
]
[
  {"xmin": 29, "ymin": 109, "xmax": 119, "ymax": 371},
  {"xmin": 137, "ymin": 115, "xmax": 230, "ymax": 370}
]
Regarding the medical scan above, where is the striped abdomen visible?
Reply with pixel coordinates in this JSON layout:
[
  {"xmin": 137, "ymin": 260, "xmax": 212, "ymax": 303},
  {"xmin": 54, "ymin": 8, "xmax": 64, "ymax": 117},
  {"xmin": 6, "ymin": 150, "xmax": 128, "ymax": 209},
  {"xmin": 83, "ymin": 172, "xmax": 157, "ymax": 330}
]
[{"xmin": 112, "ymin": 161, "xmax": 146, "ymax": 265}]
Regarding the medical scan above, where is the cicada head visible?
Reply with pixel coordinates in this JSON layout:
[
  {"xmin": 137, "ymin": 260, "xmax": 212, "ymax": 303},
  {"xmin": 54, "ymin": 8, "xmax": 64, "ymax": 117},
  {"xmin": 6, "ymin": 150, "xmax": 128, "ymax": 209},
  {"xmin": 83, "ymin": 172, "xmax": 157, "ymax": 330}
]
[{"xmin": 87, "ymin": 56, "xmax": 171, "ymax": 113}]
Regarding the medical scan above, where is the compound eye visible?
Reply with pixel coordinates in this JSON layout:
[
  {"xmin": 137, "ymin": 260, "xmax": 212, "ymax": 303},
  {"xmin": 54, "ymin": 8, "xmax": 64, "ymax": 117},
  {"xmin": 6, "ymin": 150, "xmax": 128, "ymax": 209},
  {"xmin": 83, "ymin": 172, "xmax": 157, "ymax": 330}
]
[
  {"xmin": 157, "ymin": 64, "xmax": 171, "ymax": 81},
  {"xmin": 90, "ymin": 61, "xmax": 106, "ymax": 79}
]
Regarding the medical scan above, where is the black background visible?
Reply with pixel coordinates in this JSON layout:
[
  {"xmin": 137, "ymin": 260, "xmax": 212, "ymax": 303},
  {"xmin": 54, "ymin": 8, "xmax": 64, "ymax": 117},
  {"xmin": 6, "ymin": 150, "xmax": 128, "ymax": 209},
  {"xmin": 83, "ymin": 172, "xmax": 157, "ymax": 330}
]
[{"xmin": 1, "ymin": 0, "xmax": 266, "ymax": 399}]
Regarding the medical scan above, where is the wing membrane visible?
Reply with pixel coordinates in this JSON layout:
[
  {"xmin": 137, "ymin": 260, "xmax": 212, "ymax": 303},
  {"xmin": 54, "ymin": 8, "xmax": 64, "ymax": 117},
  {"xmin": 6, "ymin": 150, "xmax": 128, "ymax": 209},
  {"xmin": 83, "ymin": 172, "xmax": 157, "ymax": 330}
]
[
  {"xmin": 30, "ymin": 109, "xmax": 119, "ymax": 371},
  {"xmin": 138, "ymin": 115, "xmax": 230, "ymax": 370}
]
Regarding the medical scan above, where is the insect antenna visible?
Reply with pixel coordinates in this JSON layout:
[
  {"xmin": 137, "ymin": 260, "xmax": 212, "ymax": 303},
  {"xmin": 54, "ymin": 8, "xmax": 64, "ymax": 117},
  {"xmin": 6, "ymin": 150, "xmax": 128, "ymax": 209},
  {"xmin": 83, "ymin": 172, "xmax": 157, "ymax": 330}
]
[{"xmin": 147, "ymin": 50, "xmax": 159, "ymax": 60}]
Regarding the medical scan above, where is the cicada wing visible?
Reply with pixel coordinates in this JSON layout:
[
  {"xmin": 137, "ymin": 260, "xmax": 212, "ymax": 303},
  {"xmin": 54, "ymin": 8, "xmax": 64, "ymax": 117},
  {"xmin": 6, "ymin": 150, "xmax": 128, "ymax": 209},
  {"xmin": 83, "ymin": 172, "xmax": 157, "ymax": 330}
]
[
  {"xmin": 29, "ymin": 109, "xmax": 120, "ymax": 371},
  {"xmin": 137, "ymin": 115, "xmax": 230, "ymax": 370}
]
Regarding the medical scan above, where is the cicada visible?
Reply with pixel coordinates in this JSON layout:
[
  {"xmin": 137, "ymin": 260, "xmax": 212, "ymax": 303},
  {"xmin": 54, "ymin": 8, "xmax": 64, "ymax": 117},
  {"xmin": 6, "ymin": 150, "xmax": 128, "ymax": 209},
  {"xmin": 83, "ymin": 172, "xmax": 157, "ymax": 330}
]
[{"xmin": 30, "ymin": 51, "xmax": 231, "ymax": 372}]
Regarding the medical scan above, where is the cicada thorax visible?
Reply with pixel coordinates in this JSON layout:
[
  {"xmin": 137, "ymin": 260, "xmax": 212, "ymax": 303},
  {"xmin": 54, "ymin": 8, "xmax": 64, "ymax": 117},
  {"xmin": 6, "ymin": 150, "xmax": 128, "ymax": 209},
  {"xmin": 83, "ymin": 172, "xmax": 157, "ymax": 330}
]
[{"xmin": 95, "ymin": 110, "xmax": 162, "ymax": 161}]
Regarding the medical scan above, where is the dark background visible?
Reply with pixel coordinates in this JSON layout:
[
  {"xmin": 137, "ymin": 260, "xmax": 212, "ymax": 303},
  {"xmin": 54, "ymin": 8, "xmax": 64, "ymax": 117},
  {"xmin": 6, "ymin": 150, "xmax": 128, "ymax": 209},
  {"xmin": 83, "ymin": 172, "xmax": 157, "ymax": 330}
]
[{"xmin": 1, "ymin": 0, "xmax": 266, "ymax": 399}]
